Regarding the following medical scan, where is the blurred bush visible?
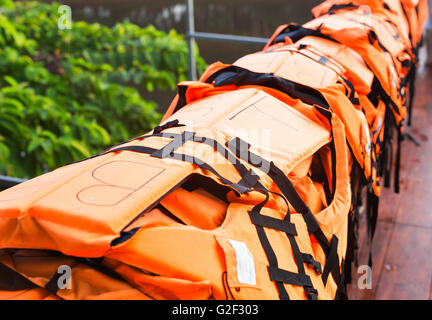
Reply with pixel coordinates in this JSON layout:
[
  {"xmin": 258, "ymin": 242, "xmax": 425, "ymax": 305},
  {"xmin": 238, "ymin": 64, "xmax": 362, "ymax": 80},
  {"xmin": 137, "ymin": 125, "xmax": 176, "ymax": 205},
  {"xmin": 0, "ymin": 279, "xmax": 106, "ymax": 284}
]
[{"xmin": 0, "ymin": 0, "xmax": 206, "ymax": 178}]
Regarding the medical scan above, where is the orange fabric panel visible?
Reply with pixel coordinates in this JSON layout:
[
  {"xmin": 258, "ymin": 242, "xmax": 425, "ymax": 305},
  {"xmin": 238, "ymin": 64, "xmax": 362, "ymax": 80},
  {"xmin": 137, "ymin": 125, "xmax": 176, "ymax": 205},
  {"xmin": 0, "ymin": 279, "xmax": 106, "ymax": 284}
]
[{"xmin": 161, "ymin": 187, "xmax": 228, "ymax": 230}]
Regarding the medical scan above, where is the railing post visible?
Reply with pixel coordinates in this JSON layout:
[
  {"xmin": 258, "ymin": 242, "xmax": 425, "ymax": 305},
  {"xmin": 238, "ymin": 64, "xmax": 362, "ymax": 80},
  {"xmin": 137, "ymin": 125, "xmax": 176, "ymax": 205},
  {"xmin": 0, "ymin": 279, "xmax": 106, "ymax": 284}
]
[{"xmin": 186, "ymin": 0, "xmax": 197, "ymax": 81}]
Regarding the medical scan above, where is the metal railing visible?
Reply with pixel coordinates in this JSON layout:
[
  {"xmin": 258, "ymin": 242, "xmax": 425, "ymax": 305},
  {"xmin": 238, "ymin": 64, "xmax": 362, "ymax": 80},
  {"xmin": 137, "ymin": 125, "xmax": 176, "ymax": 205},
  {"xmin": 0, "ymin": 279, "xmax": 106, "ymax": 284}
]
[
  {"xmin": 0, "ymin": 175, "xmax": 26, "ymax": 189},
  {"xmin": 185, "ymin": 0, "xmax": 268, "ymax": 80}
]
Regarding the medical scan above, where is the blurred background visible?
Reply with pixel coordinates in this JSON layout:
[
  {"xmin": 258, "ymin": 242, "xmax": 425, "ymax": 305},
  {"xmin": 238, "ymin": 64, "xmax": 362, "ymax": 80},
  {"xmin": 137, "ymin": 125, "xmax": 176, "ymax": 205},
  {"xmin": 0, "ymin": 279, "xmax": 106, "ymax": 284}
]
[
  {"xmin": 41, "ymin": 0, "xmax": 321, "ymax": 65},
  {"xmin": 0, "ymin": 0, "xmax": 320, "ymax": 179}
]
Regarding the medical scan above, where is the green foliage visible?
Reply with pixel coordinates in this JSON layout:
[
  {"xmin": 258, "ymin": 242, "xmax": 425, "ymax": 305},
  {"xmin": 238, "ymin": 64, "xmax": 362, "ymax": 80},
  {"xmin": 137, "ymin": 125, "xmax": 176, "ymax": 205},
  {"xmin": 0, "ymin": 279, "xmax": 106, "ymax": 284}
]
[{"xmin": 0, "ymin": 1, "xmax": 207, "ymax": 178}]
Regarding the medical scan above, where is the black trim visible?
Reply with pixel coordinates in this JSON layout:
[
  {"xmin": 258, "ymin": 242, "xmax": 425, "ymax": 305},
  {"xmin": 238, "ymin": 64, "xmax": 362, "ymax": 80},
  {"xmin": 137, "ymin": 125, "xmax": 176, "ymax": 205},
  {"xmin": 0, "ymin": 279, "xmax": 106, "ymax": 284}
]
[
  {"xmin": 44, "ymin": 270, "xmax": 63, "ymax": 294},
  {"xmin": 153, "ymin": 119, "xmax": 185, "ymax": 134},
  {"xmin": 268, "ymin": 266, "xmax": 314, "ymax": 288},
  {"xmin": 249, "ymin": 193, "xmax": 290, "ymax": 300},
  {"xmin": 301, "ymin": 253, "xmax": 323, "ymax": 275},
  {"xmin": 272, "ymin": 24, "xmax": 340, "ymax": 46},
  {"xmin": 0, "ymin": 263, "xmax": 37, "ymax": 291},
  {"xmin": 249, "ymin": 210, "xmax": 297, "ymax": 235},
  {"xmin": 205, "ymin": 65, "xmax": 330, "ymax": 110},
  {"xmin": 321, "ymin": 236, "xmax": 340, "ymax": 286}
]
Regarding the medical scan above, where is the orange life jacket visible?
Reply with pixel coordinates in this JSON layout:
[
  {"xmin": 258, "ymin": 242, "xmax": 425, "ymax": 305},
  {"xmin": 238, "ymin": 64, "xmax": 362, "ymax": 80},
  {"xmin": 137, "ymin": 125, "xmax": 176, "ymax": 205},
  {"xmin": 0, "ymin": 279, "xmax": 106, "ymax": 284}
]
[
  {"xmin": 0, "ymin": 86, "xmax": 351, "ymax": 299},
  {"xmin": 0, "ymin": 0, "xmax": 425, "ymax": 300}
]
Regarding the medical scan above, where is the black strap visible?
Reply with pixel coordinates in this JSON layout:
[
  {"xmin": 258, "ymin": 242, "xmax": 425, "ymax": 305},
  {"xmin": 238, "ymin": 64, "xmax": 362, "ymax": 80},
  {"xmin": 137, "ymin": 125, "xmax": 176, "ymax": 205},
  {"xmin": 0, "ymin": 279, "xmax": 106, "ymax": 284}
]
[
  {"xmin": 0, "ymin": 262, "xmax": 37, "ymax": 291},
  {"xmin": 226, "ymin": 136, "xmax": 335, "ymax": 256},
  {"xmin": 225, "ymin": 106, "xmax": 348, "ymax": 296},
  {"xmin": 108, "ymin": 145, "xmax": 252, "ymax": 195},
  {"xmin": 304, "ymin": 209, "xmax": 332, "ymax": 254},
  {"xmin": 301, "ymin": 253, "xmax": 323, "ymax": 275},
  {"xmin": 44, "ymin": 270, "xmax": 63, "ymax": 294},
  {"xmin": 339, "ymin": 76, "xmax": 361, "ymax": 106},
  {"xmin": 366, "ymin": 191, "xmax": 379, "ymax": 267},
  {"xmin": 104, "ymin": 141, "xmax": 260, "ymax": 248},
  {"xmin": 335, "ymin": 258, "xmax": 348, "ymax": 300},
  {"xmin": 346, "ymin": 163, "xmax": 362, "ymax": 283},
  {"xmin": 285, "ymin": 229, "xmax": 320, "ymax": 299},
  {"xmin": 394, "ymin": 129, "xmax": 403, "ymax": 194},
  {"xmin": 205, "ymin": 65, "xmax": 330, "ymax": 110},
  {"xmin": 153, "ymin": 119, "xmax": 185, "ymax": 134},
  {"xmin": 248, "ymin": 186, "xmax": 321, "ymax": 300},
  {"xmin": 272, "ymin": 24, "xmax": 339, "ymax": 46},
  {"xmin": 249, "ymin": 192, "xmax": 319, "ymax": 299},
  {"xmin": 327, "ymin": 3, "xmax": 358, "ymax": 13},
  {"xmin": 321, "ymin": 236, "xmax": 341, "ymax": 286},
  {"xmin": 268, "ymin": 266, "xmax": 314, "ymax": 288},
  {"xmin": 249, "ymin": 210, "xmax": 297, "ymax": 235},
  {"xmin": 226, "ymin": 135, "xmax": 346, "ymax": 299},
  {"xmin": 248, "ymin": 193, "xmax": 290, "ymax": 300}
]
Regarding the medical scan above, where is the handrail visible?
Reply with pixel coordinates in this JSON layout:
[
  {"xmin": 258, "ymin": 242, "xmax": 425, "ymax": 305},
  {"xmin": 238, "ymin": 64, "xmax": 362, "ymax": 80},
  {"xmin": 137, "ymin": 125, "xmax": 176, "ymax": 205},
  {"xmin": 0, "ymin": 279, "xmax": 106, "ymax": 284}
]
[
  {"xmin": 185, "ymin": 0, "xmax": 268, "ymax": 80},
  {"xmin": 0, "ymin": 175, "xmax": 26, "ymax": 189}
]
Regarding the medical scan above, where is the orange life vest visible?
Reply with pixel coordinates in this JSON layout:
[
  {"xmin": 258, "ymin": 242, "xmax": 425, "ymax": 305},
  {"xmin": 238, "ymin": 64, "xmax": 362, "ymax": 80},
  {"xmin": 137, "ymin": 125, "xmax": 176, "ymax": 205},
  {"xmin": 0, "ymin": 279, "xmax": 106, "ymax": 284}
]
[{"xmin": 0, "ymin": 0, "xmax": 427, "ymax": 300}]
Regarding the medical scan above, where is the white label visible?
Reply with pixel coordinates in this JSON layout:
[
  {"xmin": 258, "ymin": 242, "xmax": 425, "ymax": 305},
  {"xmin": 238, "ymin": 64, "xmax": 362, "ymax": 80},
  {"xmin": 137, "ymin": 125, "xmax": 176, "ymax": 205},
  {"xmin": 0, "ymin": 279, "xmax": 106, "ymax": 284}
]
[{"xmin": 228, "ymin": 239, "xmax": 256, "ymax": 286}]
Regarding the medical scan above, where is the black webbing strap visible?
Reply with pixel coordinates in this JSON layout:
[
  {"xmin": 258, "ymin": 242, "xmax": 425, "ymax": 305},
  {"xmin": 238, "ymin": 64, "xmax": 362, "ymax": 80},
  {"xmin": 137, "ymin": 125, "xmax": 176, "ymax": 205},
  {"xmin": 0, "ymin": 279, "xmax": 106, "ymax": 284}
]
[
  {"xmin": 285, "ymin": 225, "xmax": 319, "ymax": 299},
  {"xmin": 381, "ymin": 110, "xmax": 394, "ymax": 187},
  {"xmin": 407, "ymin": 65, "xmax": 417, "ymax": 126},
  {"xmin": 107, "ymin": 144, "xmax": 252, "ymax": 195},
  {"xmin": 249, "ymin": 210, "xmax": 297, "ymax": 235},
  {"xmin": 366, "ymin": 190, "xmax": 379, "ymax": 267},
  {"xmin": 0, "ymin": 262, "xmax": 37, "ymax": 291},
  {"xmin": 247, "ymin": 183, "xmax": 320, "ymax": 299},
  {"xmin": 368, "ymin": 75, "xmax": 403, "ymax": 194},
  {"xmin": 44, "ymin": 270, "xmax": 63, "ymax": 294},
  {"xmin": 247, "ymin": 180, "xmax": 322, "ymax": 300},
  {"xmin": 110, "ymin": 130, "xmax": 265, "ymax": 192},
  {"xmin": 346, "ymin": 163, "xmax": 362, "ymax": 284},
  {"xmin": 106, "ymin": 141, "xmax": 261, "ymax": 247},
  {"xmin": 303, "ymin": 210, "xmax": 332, "ymax": 254},
  {"xmin": 205, "ymin": 65, "xmax": 331, "ymax": 110},
  {"xmin": 226, "ymin": 136, "xmax": 346, "ymax": 297},
  {"xmin": 269, "ymin": 160, "xmax": 333, "ymax": 256},
  {"xmin": 227, "ymin": 104, "xmax": 346, "ymax": 293},
  {"xmin": 339, "ymin": 76, "xmax": 361, "ymax": 106},
  {"xmin": 268, "ymin": 266, "xmax": 314, "ymax": 288},
  {"xmin": 370, "ymin": 75, "xmax": 401, "ymax": 119},
  {"xmin": 226, "ymin": 136, "xmax": 334, "ymax": 255},
  {"xmin": 335, "ymin": 258, "xmax": 348, "ymax": 300},
  {"xmin": 144, "ymin": 131, "xmax": 262, "ymax": 192},
  {"xmin": 170, "ymin": 84, "xmax": 188, "ymax": 116},
  {"xmin": 327, "ymin": 3, "xmax": 358, "ymax": 14},
  {"xmin": 301, "ymin": 253, "xmax": 323, "ymax": 275},
  {"xmin": 248, "ymin": 194, "xmax": 290, "ymax": 300},
  {"xmin": 394, "ymin": 129, "xmax": 403, "ymax": 194},
  {"xmin": 152, "ymin": 119, "xmax": 185, "ymax": 134},
  {"xmin": 272, "ymin": 24, "xmax": 339, "ymax": 46},
  {"xmin": 321, "ymin": 236, "xmax": 340, "ymax": 286}
]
